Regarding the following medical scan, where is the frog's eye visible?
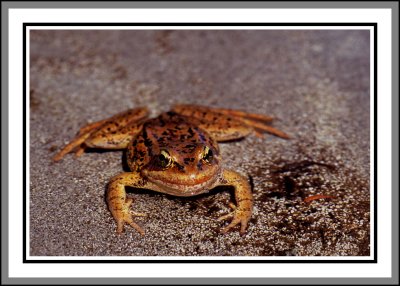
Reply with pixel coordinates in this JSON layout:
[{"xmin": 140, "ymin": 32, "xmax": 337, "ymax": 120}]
[
  {"xmin": 158, "ymin": 150, "xmax": 172, "ymax": 168},
  {"xmin": 202, "ymin": 146, "xmax": 214, "ymax": 163}
]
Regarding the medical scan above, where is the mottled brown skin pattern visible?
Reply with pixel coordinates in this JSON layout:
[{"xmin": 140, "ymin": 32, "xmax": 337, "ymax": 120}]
[{"xmin": 53, "ymin": 104, "xmax": 289, "ymax": 235}]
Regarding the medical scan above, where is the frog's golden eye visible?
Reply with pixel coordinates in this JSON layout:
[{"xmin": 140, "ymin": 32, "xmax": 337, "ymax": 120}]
[
  {"xmin": 158, "ymin": 150, "xmax": 172, "ymax": 168},
  {"xmin": 202, "ymin": 146, "xmax": 214, "ymax": 163}
]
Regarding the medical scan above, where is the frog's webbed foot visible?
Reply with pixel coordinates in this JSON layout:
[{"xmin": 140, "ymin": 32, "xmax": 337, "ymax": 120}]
[
  {"xmin": 217, "ymin": 170, "xmax": 253, "ymax": 235},
  {"xmin": 172, "ymin": 104, "xmax": 289, "ymax": 140},
  {"xmin": 53, "ymin": 107, "xmax": 149, "ymax": 162}
]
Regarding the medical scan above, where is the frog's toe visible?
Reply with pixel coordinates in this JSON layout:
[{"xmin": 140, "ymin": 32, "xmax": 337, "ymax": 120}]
[
  {"xmin": 113, "ymin": 198, "xmax": 146, "ymax": 235},
  {"xmin": 130, "ymin": 210, "xmax": 147, "ymax": 217},
  {"xmin": 115, "ymin": 215, "xmax": 145, "ymax": 236},
  {"xmin": 218, "ymin": 209, "xmax": 251, "ymax": 235},
  {"xmin": 128, "ymin": 221, "xmax": 145, "ymax": 236},
  {"xmin": 116, "ymin": 219, "xmax": 125, "ymax": 234},
  {"xmin": 217, "ymin": 212, "xmax": 234, "ymax": 222}
]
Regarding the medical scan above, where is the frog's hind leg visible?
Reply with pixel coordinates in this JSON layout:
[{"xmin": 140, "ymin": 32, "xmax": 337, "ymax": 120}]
[
  {"xmin": 53, "ymin": 107, "xmax": 149, "ymax": 161},
  {"xmin": 204, "ymin": 106, "xmax": 290, "ymax": 139},
  {"xmin": 239, "ymin": 117, "xmax": 290, "ymax": 139},
  {"xmin": 172, "ymin": 104, "xmax": 289, "ymax": 141},
  {"xmin": 202, "ymin": 106, "xmax": 274, "ymax": 123}
]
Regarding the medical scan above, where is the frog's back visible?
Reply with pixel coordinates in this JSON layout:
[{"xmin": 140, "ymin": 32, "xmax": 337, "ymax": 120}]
[{"xmin": 126, "ymin": 111, "xmax": 219, "ymax": 172}]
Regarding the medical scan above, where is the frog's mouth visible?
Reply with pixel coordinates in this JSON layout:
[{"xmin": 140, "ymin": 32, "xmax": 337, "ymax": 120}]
[{"xmin": 143, "ymin": 168, "xmax": 221, "ymax": 197}]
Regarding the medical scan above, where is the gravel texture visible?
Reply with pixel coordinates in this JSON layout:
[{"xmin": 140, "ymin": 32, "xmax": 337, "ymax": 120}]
[{"xmin": 29, "ymin": 29, "xmax": 370, "ymax": 256}]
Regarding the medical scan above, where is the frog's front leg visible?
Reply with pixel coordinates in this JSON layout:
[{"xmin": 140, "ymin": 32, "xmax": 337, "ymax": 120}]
[
  {"xmin": 217, "ymin": 169, "xmax": 253, "ymax": 235},
  {"xmin": 107, "ymin": 172, "xmax": 157, "ymax": 235}
]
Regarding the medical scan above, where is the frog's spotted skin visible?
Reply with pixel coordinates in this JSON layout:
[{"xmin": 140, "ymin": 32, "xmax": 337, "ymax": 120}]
[
  {"xmin": 53, "ymin": 104, "xmax": 289, "ymax": 235},
  {"xmin": 52, "ymin": 108, "xmax": 149, "ymax": 161}
]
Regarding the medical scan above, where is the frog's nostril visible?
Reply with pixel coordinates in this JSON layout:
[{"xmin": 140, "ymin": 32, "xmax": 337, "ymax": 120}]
[{"xmin": 176, "ymin": 163, "xmax": 185, "ymax": 172}]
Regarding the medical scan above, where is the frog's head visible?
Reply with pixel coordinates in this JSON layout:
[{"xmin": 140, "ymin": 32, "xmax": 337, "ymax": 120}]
[{"xmin": 141, "ymin": 143, "xmax": 221, "ymax": 196}]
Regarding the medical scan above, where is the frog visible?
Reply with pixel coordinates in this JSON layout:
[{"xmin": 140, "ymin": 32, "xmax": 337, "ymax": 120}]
[{"xmin": 53, "ymin": 104, "xmax": 289, "ymax": 235}]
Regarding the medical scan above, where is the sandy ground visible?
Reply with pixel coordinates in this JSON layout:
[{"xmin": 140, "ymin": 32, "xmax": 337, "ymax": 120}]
[{"xmin": 29, "ymin": 29, "xmax": 370, "ymax": 256}]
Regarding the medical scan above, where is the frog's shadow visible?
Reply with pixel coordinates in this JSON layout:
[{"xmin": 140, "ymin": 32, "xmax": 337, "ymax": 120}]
[
  {"xmin": 121, "ymin": 151, "xmax": 130, "ymax": 172},
  {"xmin": 101, "ymin": 179, "xmax": 236, "ymax": 215},
  {"xmin": 120, "ymin": 185, "xmax": 236, "ymax": 215}
]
